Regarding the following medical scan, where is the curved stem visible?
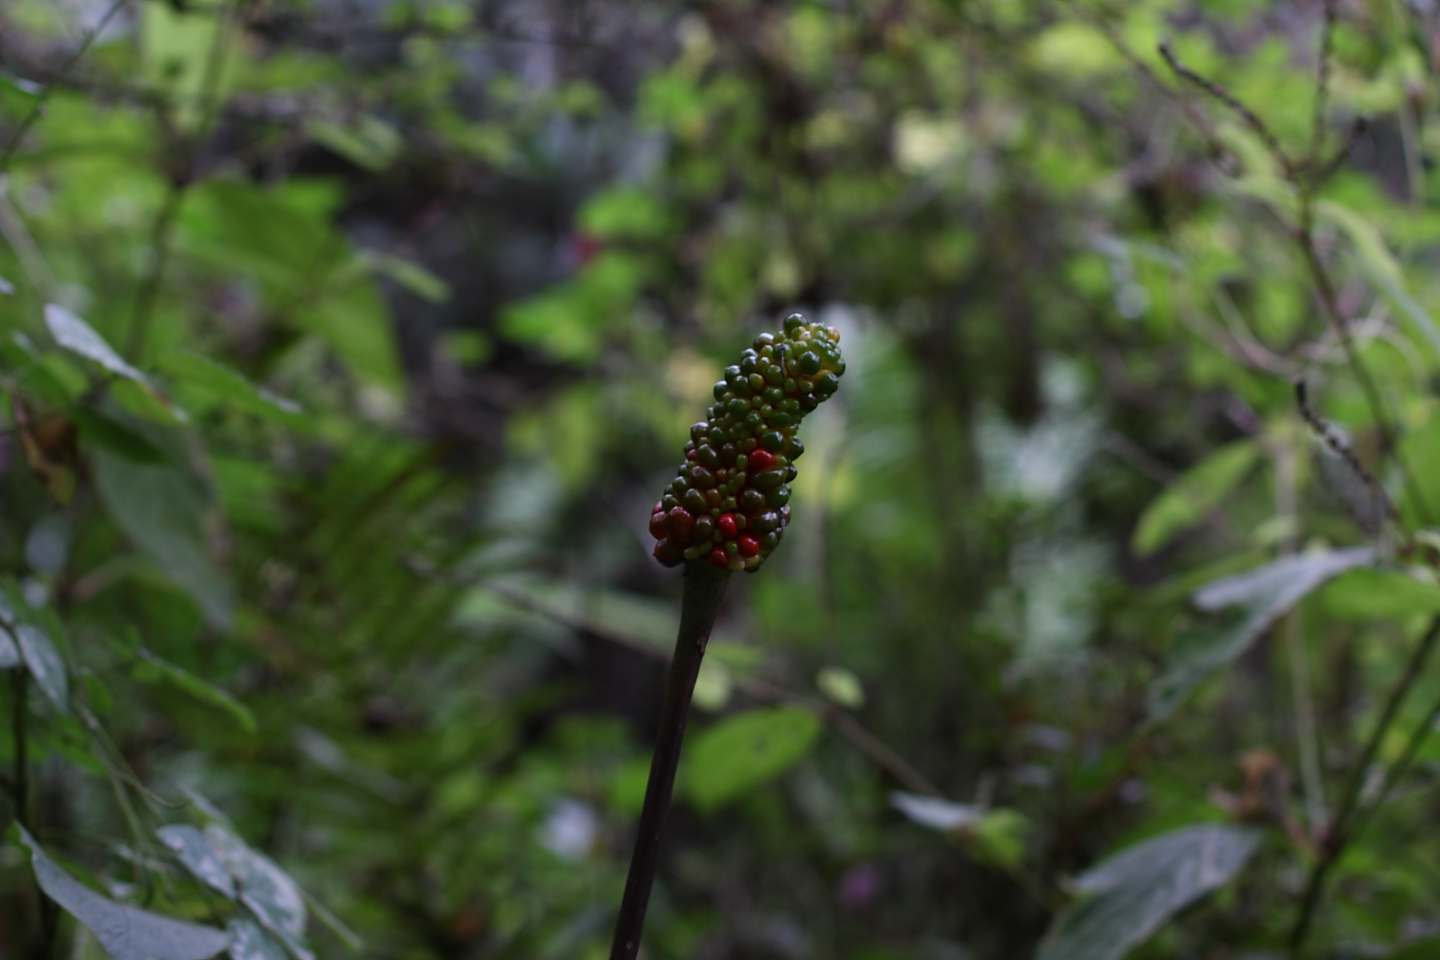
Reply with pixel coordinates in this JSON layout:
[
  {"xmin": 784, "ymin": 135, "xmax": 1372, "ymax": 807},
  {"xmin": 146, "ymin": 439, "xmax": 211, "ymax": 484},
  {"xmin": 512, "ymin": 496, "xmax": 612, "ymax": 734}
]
[
  {"xmin": 609, "ymin": 562, "xmax": 730, "ymax": 960},
  {"xmin": 1289, "ymin": 615, "xmax": 1440, "ymax": 952}
]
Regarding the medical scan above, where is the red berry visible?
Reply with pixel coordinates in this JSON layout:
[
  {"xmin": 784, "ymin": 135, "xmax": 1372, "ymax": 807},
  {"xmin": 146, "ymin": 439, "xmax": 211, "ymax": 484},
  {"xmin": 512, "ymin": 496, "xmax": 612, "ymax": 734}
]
[
  {"xmin": 663, "ymin": 507, "xmax": 694, "ymax": 544},
  {"xmin": 718, "ymin": 513, "xmax": 738, "ymax": 539},
  {"xmin": 748, "ymin": 449, "xmax": 776, "ymax": 472},
  {"xmin": 648, "ymin": 511, "xmax": 668, "ymax": 540},
  {"xmin": 708, "ymin": 547, "xmax": 729, "ymax": 568},
  {"xmin": 737, "ymin": 534, "xmax": 760, "ymax": 557}
]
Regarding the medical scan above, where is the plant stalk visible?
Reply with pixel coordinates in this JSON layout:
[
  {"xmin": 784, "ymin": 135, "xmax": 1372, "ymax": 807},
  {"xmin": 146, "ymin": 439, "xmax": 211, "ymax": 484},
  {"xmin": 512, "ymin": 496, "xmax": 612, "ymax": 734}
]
[
  {"xmin": 609, "ymin": 562, "xmax": 730, "ymax": 960},
  {"xmin": 11, "ymin": 666, "xmax": 26, "ymax": 829},
  {"xmin": 1289, "ymin": 615, "xmax": 1440, "ymax": 952}
]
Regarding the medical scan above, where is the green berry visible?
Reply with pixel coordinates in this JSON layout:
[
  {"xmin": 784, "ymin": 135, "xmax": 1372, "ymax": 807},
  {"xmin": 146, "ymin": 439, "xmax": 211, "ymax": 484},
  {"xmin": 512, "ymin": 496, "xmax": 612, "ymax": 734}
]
[{"xmin": 650, "ymin": 312, "xmax": 843, "ymax": 571}]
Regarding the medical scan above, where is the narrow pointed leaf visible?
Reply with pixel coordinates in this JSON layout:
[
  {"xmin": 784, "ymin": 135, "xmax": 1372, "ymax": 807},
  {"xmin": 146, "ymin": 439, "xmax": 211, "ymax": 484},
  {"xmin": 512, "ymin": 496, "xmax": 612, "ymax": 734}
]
[
  {"xmin": 45, "ymin": 304, "xmax": 149, "ymax": 384},
  {"xmin": 135, "ymin": 649, "xmax": 255, "ymax": 734}
]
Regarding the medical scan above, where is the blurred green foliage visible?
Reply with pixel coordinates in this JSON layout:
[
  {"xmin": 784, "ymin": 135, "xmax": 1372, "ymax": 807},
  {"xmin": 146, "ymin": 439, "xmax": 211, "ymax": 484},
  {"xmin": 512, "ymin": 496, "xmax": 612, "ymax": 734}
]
[{"xmin": 4, "ymin": 0, "xmax": 1440, "ymax": 957}]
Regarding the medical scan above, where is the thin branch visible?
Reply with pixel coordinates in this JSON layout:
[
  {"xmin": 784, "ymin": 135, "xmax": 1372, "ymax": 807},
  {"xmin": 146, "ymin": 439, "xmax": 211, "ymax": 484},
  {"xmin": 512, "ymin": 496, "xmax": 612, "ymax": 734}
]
[
  {"xmin": 1294, "ymin": 240, "xmax": 1432, "ymax": 525},
  {"xmin": 1312, "ymin": 117, "xmax": 1367, "ymax": 186},
  {"xmin": 124, "ymin": 180, "xmax": 185, "ymax": 360},
  {"xmin": 1293, "ymin": 378, "xmax": 1403, "ymax": 531},
  {"xmin": 485, "ymin": 580, "xmax": 948, "ymax": 798},
  {"xmin": 1290, "ymin": 615, "xmax": 1440, "ymax": 951},
  {"xmin": 126, "ymin": 0, "xmax": 244, "ymax": 361},
  {"xmin": 1347, "ymin": 691, "xmax": 1440, "ymax": 848},
  {"xmin": 11, "ymin": 663, "xmax": 27, "ymax": 830},
  {"xmin": 1274, "ymin": 434, "xmax": 1327, "ymax": 835},
  {"xmin": 1159, "ymin": 42, "xmax": 1294, "ymax": 177},
  {"xmin": 0, "ymin": 0, "xmax": 130, "ymax": 175}
]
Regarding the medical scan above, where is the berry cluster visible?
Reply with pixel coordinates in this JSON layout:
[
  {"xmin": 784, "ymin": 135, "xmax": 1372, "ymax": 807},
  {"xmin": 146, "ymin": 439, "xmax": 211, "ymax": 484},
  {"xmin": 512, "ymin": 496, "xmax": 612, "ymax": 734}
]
[{"xmin": 650, "ymin": 313, "xmax": 845, "ymax": 572}]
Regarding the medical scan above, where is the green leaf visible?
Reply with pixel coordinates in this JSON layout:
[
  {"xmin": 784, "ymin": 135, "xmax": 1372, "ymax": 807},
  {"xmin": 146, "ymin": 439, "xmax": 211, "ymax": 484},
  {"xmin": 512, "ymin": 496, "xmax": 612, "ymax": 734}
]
[
  {"xmin": 141, "ymin": 0, "xmax": 242, "ymax": 130},
  {"xmin": 227, "ymin": 920, "xmax": 289, "ymax": 960},
  {"xmin": 891, "ymin": 793, "xmax": 1029, "ymax": 870},
  {"xmin": 1037, "ymin": 825, "xmax": 1260, "ymax": 960},
  {"xmin": 307, "ymin": 116, "xmax": 402, "ymax": 172},
  {"xmin": 202, "ymin": 825, "xmax": 312, "ymax": 960},
  {"xmin": 92, "ymin": 447, "xmax": 233, "ymax": 630},
  {"xmin": 134, "ymin": 648, "xmax": 255, "ymax": 734},
  {"xmin": 816, "ymin": 665, "xmax": 866, "ymax": 708},
  {"xmin": 1317, "ymin": 568, "xmax": 1440, "ymax": 621},
  {"xmin": 15, "ymin": 825, "xmax": 231, "ymax": 960},
  {"xmin": 305, "ymin": 272, "xmax": 403, "ymax": 389},
  {"xmin": 157, "ymin": 824, "xmax": 237, "ymax": 898},
  {"xmin": 684, "ymin": 706, "xmax": 822, "ymax": 812},
  {"xmin": 16, "ymin": 622, "xmax": 68, "ymax": 712},
  {"xmin": 1318, "ymin": 200, "xmax": 1440, "ymax": 357},
  {"xmin": 972, "ymin": 808, "xmax": 1030, "ymax": 871},
  {"xmin": 691, "ymin": 659, "xmax": 733, "ymax": 712},
  {"xmin": 576, "ymin": 187, "xmax": 671, "ymax": 241},
  {"xmin": 1399, "ymin": 412, "xmax": 1440, "ymax": 526},
  {"xmin": 0, "ymin": 597, "xmax": 22, "ymax": 669},
  {"xmin": 71, "ymin": 408, "xmax": 169, "ymax": 463},
  {"xmin": 44, "ymin": 304, "xmax": 148, "ymax": 385},
  {"xmin": 891, "ymin": 791, "xmax": 984, "ymax": 831},
  {"xmin": 1131, "ymin": 440, "xmax": 1260, "ymax": 556},
  {"xmin": 368, "ymin": 253, "xmax": 451, "ymax": 303},
  {"xmin": 1388, "ymin": 936, "xmax": 1440, "ymax": 960},
  {"xmin": 153, "ymin": 352, "xmax": 307, "ymax": 428},
  {"xmin": 1148, "ymin": 547, "xmax": 1374, "ymax": 723}
]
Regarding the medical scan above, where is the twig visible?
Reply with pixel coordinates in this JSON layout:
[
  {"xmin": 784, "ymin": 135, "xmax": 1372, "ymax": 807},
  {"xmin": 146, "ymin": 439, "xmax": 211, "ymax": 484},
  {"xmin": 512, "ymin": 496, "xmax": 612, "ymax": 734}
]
[
  {"xmin": 1346, "ymin": 691, "xmax": 1440, "ymax": 848},
  {"xmin": 1159, "ymin": 43, "xmax": 1294, "ymax": 177},
  {"xmin": 127, "ymin": 0, "xmax": 244, "ymax": 360},
  {"xmin": 484, "ymin": 580, "xmax": 948, "ymax": 800},
  {"xmin": 0, "ymin": 0, "xmax": 130, "ymax": 175},
  {"xmin": 1312, "ymin": 117, "xmax": 1367, "ymax": 187},
  {"xmin": 124, "ymin": 181, "xmax": 185, "ymax": 360},
  {"xmin": 1274, "ymin": 434, "xmax": 1327, "ymax": 835},
  {"xmin": 610, "ymin": 563, "xmax": 730, "ymax": 960},
  {"xmin": 1293, "ymin": 378, "xmax": 1402, "ymax": 530},
  {"xmin": 1305, "ymin": 0, "xmax": 1338, "ymax": 199},
  {"xmin": 1294, "ymin": 241, "xmax": 1432, "ymax": 525},
  {"xmin": 1289, "ymin": 615, "xmax": 1440, "ymax": 951},
  {"xmin": 11, "ymin": 663, "xmax": 27, "ymax": 830}
]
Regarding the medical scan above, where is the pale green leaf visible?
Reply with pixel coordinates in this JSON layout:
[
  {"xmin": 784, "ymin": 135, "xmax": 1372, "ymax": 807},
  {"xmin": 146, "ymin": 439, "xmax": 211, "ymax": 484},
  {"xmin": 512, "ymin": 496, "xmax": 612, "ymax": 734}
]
[
  {"xmin": 16, "ymin": 825, "xmax": 231, "ymax": 960},
  {"xmin": 684, "ymin": 706, "xmax": 822, "ymax": 812},
  {"xmin": 45, "ymin": 304, "xmax": 148, "ymax": 385},
  {"xmin": 1149, "ymin": 548, "xmax": 1374, "ymax": 723},
  {"xmin": 1038, "ymin": 825, "xmax": 1259, "ymax": 960}
]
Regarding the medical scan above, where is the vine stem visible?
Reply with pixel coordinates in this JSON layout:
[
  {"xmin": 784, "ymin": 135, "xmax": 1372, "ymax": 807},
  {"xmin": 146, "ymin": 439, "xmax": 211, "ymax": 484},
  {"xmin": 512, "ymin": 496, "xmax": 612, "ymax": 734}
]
[
  {"xmin": 609, "ymin": 562, "xmax": 730, "ymax": 960},
  {"xmin": 12, "ymin": 666, "xmax": 27, "ymax": 829},
  {"xmin": 1289, "ymin": 615, "xmax": 1440, "ymax": 952},
  {"xmin": 0, "ymin": 0, "xmax": 130, "ymax": 176}
]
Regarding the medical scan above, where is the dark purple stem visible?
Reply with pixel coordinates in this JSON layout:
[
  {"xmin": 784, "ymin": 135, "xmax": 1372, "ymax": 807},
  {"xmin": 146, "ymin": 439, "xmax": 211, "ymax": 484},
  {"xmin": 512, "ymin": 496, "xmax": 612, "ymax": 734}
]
[{"xmin": 609, "ymin": 562, "xmax": 730, "ymax": 960}]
